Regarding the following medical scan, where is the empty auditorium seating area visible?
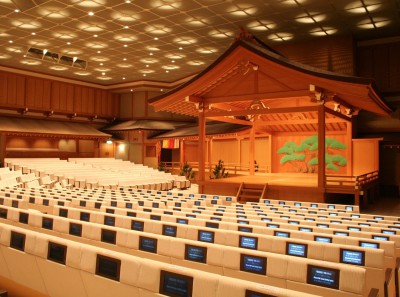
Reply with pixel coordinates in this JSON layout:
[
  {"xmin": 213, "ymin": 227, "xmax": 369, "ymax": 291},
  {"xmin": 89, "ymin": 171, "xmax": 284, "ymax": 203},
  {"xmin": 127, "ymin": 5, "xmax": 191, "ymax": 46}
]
[
  {"xmin": 2, "ymin": 158, "xmax": 191, "ymax": 191},
  {"xmin": 0, "ymin": 181, "xmax": 399, "ymax": 297}
]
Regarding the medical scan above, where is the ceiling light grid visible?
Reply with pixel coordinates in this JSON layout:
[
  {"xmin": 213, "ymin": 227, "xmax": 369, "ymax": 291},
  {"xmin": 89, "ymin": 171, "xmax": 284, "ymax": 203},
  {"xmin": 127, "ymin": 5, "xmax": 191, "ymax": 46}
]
[{"xmin": 0, "ymin": 0, "xmax": 398, "ymax": 84}]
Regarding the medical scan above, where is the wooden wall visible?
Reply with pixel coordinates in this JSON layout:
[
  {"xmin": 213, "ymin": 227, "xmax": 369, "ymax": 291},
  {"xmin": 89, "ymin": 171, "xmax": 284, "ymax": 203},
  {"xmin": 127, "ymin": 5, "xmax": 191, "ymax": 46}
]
[
  {"xmin": 119, "ymin": 91, "xmax": 193, "ymax": 120},
  {"xmin": 271, "ymin": 133, "xmax": 349, "ymax": 175},
  {"xmin": 357, "ymin": 40, "xmax": 400, "ymax": 95},
  {"xmin": 0, "ymin": 71, "xmax": 119, "ymax": 117},
  {"xmin": 4, "ymin": 137, "xmax": 97, "ymax": 159},
  {"xmin": 274, "ymin": 35, "xmax": 355, "ymax": 76}
]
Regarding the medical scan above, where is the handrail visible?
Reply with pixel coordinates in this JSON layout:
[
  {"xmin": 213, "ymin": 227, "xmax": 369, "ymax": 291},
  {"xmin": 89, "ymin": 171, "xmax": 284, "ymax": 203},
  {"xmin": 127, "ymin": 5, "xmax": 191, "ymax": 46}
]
[
  {"xmin": 159, "ymin": 161, "xmax": 270, "ymax": 174},
  {"xmin": 325, "ymin": 170, "xmax": 379, "ymax": 190}
]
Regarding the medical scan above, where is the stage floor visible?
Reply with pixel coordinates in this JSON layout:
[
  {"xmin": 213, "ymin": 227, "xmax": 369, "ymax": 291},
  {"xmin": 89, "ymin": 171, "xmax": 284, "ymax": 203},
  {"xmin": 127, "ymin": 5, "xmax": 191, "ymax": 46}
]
[{"xmin": 219, "ymin": 173, "xmax": 318, "ymax": 188}]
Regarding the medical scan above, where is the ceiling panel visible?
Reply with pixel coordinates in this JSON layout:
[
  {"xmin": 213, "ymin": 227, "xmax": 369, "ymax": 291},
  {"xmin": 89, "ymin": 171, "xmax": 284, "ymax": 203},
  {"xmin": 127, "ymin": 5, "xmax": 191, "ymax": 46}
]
[{"xmin": 0, "ymin": 0, "xmax": 398, "ymax": 86}]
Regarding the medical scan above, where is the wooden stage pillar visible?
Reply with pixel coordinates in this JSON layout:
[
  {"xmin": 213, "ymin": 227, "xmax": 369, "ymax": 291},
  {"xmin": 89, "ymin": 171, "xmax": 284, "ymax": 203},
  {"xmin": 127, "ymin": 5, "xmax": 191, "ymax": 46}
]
[
  {"xmin": 208, "ymin": 138, "xmax": 213, "ymax": 174},
  {"xmin": 347, "ymin": 120, "xmax": 353, "ymax": 176},
  {"xmin": 179, "ymin": 139, "xmax": 185, "ymax": 165},
  {"xmin": 198, "ymin": 107, "xmax": 206, "ymax": 193},
  {"xmin": 317, "ymin": 105, "xmax": 325, "ymax": 189},
  {"xmin": 249, "ymin": 125, "xmax": 255, "ymax": 175},
  {"xmin": 0, "ymin": 133, "xmax": 5, "ymax": 167}
]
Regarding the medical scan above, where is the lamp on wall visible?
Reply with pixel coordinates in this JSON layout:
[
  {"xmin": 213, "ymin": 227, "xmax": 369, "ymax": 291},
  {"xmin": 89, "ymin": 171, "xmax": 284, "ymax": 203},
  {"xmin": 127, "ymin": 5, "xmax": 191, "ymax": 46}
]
[{"xmin": 106, "ymin": 138, "xmax": 113, "ymax": 144}]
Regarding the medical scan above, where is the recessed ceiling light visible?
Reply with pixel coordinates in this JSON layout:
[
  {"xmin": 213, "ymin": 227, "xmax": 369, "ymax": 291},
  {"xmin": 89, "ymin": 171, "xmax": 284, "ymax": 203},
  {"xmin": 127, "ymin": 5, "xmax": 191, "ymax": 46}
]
[
  {"xmin": 345, "ymin": 2, "xmax": 381, "ymax": 13},
  {"xmin": 149, "ymin": 53, "xmax": 153, "ymax": 55},
  {"xmin": 75, "ymin": 71, "xmax": 91, "ymax": 76},
  {"xmin": 97, "ymin": 50, "xmax": 101, "ymax": 53},
  {"xmin": 146, "ymin": 64, "xmax": 149, "ymax": 67},
  {"xmin": 124, "ymin": 44, "xmax": 128, "ymax": 47},
  {"xmin": 124, "ymin": 26, "xmax": 129, "ymax": 29},
  {"xmin": 310, "ymin": 27, "xmax": 337, "ymax": 36},
  {"xmin": 100, "ymin": 63, "xmax": 103, "ymax": 65},
  {"xmin": 209, "ymin": 29, "xmax": 233, "ymax": 39},
  {"xmin": 14, "ymin": 9, "xmax": 19, "ymax": 13},
  {"xmin": 154, "ymin": 37, "xmax": 158, "ymax": 40},
  {"xmin": 296, "ymin": 13, "xmax": 326, "ymax": 24},
  {"xmin": 122, "ymin": 77, "xmax": 126, "ymax": 80},
  {"xmin": 94, "ymin": 34, "xmax": 98, "ymax": 37},
  {"xmin": 31, "ymin": 32, "xmax": 36, "ymax": 35},
  {"xmin": 179, "ymin": 47, "xmax": 183, "ymax": 50},
  {"xmin": 8, "ymin": 40, "xmax": 13, "ymax": 43},
  {"xmin": 196, "ymin": 47, "xmax": 218, "ymax": 54},
  {"xmin": 228, "ymin": 4, "xmax": 257, "ymax": 16},
  {"xmin": 67, "ymin": 42, "xmax": 71, "ymax": 45},
  {"xmin": 102, "ymin": 72, "xmax": 105, "ymax": 75},
  {"xmin": 171, "ymin": 60, "xmax": 175, "ymax": 63},
  {"xmin": 357, "ymin": 18, "xmax": 390, "ymax": 29},
  {"xmin": 130, "ymin": 89, "xmax": 133, "ymax": 91},
  {"xmin": 268, "ymin": 32, "xmax": 293, "ymax": 42},
  {"xmin": 187, "ymin": 60, "xmax": 205, "ymax": 66},
  {"xmin": 247, "ymin": 20, "xmax": 276, "ymax": 31},
  {"xmin": 125, "ymin": 0, "xmax": 131, "ymax": 3},
  {"xmin": 123, "ymin": 58, "xmax": 127, "ymax": 61},
  {"xmin": 165, "ymin": 70, "xmax": 169, "ymax": 73},
  {"xmin": 143, "ymin": 74, "xmax": 146, "ymax": 76},
  {"xmin": 88, "ymin": 11, "xmax": 94, "ymax": 16},
  {"xmin": 160, "ymin": 89, "xmax": 164, "ymax": 91}
]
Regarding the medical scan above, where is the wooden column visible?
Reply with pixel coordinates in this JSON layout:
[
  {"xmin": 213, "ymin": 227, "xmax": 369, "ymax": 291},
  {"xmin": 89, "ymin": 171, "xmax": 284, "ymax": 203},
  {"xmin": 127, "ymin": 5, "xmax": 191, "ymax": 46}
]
[
  {"xmin": 208, "ymin": 138, "xmax": 213, "ymax": 174},
  {"xmin": 179, "ymin": 139, "xmax": 185, "ymax": 166},
  {"xmin": 268, "ymin": 134, "xmax": 272, "ymax": 173},
  {"xmin": 346, "ymin": 120, "xmax": 353, "ymax": 176},
  {"xmin": 249, "ymin": 125, "xmax": 255, "ymax": 175},
  {"xmin": 0, "ymin": 133, "xmax": 6, "ymax": 167},
  {"xmin": 317, "ymin": 105, "xmax": 326, "ymax": 189},
  {"xmin": 198, "ymin": 107, "xmax": 206, "ymax": 193},
  {"xmin": 141, "ymin": 132, "xmax": 145, "ymax": 164}
]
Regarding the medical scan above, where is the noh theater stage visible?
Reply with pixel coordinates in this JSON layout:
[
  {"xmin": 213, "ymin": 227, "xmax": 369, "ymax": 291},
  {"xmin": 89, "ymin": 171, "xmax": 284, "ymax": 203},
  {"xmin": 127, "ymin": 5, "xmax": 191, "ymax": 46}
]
[{"xmin": 150, "ymin": 32, "xmax": 391, "ymax": 207}]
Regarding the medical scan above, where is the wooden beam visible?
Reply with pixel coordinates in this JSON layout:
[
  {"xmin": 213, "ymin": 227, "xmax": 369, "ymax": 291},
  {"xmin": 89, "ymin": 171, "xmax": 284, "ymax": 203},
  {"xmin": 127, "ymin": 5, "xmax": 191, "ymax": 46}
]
[
  {"xmin": 324, "ymin": 107, "xmax": 352, "ymax": 122},
  {"xmin": 204, "ymin": 90, "xmax": 313, "ymax": 104},
  {"xmin": 206, "ymin": 105, "xmax": 319, "ymax": 117},
  {"xmin": 254, "ymin": 117, "xmax": 347, "ymax": 127},
  {"xmin": 208, "ymin": 116, "xmax": 253, "ymax": 126},
  {"xmin": 185, "ymin": 95, "xmax": 201, "ymax": 103},
  {"xmin": 210, "ymin": 102, "xmax": 243, "ymax": 111}
]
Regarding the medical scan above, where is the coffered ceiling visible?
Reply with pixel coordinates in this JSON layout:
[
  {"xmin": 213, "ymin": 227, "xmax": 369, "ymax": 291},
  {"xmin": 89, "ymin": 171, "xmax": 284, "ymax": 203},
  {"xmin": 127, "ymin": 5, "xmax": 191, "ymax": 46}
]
[{"xmin": 0, "ymin": 0, "xmax": 399, "ymax": 87}]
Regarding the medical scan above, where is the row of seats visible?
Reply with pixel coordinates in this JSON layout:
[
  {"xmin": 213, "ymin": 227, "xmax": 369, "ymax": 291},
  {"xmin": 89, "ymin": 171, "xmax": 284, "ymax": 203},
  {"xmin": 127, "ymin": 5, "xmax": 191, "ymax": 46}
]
[
  {"xmin": 4, "ymin": 158, "xmax": 191, "ymax": 190},
  {"xmin": 0, "ymin": 207, "xmax": 380, "ymax": 297},
  {"xmin": 0, "ymin": 184, "xmax": 394, "ymax": 290},
  {"xmin": 0, "ymin": 223, "xmax": 326, "ymax": 297},
  {"xmin": 0, "ymin": 196, "xmax": 395, "ymax": 296}
]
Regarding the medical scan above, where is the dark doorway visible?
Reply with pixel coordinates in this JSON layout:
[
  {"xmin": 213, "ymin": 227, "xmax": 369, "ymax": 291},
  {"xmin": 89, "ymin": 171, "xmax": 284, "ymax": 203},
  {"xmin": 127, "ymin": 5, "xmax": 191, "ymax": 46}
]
[{"xmin": 161, "ymin": 148, "xmax": 172, "ymax": 163}]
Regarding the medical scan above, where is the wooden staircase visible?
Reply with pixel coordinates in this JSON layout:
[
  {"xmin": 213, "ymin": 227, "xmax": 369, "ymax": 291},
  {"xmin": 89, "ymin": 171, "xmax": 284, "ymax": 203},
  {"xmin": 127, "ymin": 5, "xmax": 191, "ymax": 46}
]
[{"xmin": 236, "ymin": 182, "xmax": 267, "ymax": 203}]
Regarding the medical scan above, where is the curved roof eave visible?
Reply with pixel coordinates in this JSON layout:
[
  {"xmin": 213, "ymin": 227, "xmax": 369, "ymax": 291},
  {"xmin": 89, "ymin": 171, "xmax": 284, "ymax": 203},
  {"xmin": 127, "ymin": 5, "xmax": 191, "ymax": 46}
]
[{"xmin": 149, "ymin": 38, "xmax": 392, "ymax": 116}]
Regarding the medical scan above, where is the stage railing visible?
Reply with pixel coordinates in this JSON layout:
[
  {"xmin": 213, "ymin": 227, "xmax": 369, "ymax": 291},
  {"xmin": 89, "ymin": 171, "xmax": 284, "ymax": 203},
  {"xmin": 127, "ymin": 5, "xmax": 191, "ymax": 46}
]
[
  {"xmin": 159, "ymin": 161, "xmax": 270, "ymax": 175},
  {"xmin": 325, "ymin": 170, "xmax": 379, "ymax": 191}
]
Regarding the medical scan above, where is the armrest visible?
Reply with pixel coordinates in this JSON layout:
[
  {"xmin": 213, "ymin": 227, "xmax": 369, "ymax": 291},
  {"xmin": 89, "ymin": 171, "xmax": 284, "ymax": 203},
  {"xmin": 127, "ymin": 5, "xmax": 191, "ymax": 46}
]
[
  {"xmin": 368, "ymin": 288, "xmax": 379, "ymax": 297},
  {"xmin": 385, "ymin": 267, "xmax": 393, "ymax": 285}
]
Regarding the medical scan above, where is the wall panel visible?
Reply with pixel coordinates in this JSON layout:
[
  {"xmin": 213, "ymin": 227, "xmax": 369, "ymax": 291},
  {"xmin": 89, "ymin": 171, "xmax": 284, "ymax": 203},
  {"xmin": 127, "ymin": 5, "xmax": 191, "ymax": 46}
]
[
  {"xmin": 275, "ymin": 35, "xmax": 355, "ymax": 75},
  {"xmin": 271, "ymin": 133, "xmax": 348, "ymax": 175},
  {"xmin": 74, "ymin": 86, "xmax": 82, "ymax": 113},
  {"xmin": 357, "ymin": 41, "xmax": 400, "ymax": 94},
  {"xmin": 25, "ymin": 77, "xmax": 51, "ymax": 110}
]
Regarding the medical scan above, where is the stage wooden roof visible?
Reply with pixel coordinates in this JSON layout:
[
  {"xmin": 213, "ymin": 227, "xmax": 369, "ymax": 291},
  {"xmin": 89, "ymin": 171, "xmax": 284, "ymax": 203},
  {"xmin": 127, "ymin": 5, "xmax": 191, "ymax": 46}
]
[
  {"xmin": 150, "ymin": 35, "xmax": 392, "ymax": 133},
  {"xmin": 103, "ymin": 120, "xmax": 192, "ymax": 132},
  {"xmin": 0, "ymin": 117, "xmax": 110, "ymax": 139},
  {"xmin": 151, "ymin": 121, "xmax": 249, "ymax": 139}
]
